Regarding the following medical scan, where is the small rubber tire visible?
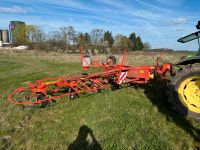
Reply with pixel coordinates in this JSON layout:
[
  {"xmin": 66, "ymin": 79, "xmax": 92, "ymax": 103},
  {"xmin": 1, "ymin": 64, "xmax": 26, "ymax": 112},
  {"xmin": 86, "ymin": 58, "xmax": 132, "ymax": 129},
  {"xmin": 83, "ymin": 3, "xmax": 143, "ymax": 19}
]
[
  {"xmin": 69, "ymin": 93, "xmax": 78, "ymax": 100},
  {"xmin": 69, "ymin": 88, "xmax": 78, "ymax": 100},
  {"xmin": 111, "ymin": 83, "xmax": 120, "ymax": 91},
  {"xmin": 37, "ymin": 94, "xmax": 49, "ymax": 108},
  {"xmin": 106, "ymin": 55, "xmax": 116, "ymax": 65}
]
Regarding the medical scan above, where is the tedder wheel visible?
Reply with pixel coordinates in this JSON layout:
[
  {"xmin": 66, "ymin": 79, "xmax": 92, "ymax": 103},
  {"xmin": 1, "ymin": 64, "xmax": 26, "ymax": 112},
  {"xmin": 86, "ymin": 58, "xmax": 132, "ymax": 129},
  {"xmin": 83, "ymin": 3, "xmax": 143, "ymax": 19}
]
[
  {"xmin": 69, "ymin": 88, "xmax": 78, "ymax": 100},
  {"xmin": 37, "ymin": 93, "xmax": 49, "ymax": 108},
  {"xmin": 167, "ymin": 63, "xmax": 200, "ymax": 120},
  {"xmin": 111, "ymin": 83, "xmax": 120, "ymax": 91},
  {"xmin": 106, "ymin": 55, "xmax": 116, "ymax": 65}
]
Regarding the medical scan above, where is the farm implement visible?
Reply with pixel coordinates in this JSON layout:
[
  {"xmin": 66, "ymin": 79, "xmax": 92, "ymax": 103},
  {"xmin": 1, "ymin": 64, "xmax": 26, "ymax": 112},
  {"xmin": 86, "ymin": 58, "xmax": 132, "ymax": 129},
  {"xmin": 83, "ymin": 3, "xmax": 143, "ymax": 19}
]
[
  {"xmin": 7, "ymin": 48, "xmax": 171, "ymax": 107},
  {"xmin": 8, "ymin": 21, "xmax": 200, "ymax": 120}
]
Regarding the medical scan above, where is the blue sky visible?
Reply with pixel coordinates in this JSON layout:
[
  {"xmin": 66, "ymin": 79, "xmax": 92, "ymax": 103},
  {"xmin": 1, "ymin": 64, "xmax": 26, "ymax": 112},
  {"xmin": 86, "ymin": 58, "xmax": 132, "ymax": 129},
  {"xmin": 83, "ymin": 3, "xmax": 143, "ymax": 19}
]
[{"xmin": 0, "ymin": 0, "xmax": 199, "ymax": 50}]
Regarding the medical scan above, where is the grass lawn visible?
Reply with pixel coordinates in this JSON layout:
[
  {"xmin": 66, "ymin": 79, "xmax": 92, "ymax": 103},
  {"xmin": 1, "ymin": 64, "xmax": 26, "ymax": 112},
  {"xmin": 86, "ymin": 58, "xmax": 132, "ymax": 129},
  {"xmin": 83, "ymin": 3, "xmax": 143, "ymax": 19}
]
[{"xmin": 0, "ymin": 49, "xmax": 200, "ymax": 150}]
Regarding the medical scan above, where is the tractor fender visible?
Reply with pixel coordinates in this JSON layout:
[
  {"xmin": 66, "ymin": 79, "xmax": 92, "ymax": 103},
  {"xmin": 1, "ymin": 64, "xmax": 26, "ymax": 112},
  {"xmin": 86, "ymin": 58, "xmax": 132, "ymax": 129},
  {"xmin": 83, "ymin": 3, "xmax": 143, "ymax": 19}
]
[{"xmin": 175, "ymin": 56, "xmax": 200, "ymax": 66}]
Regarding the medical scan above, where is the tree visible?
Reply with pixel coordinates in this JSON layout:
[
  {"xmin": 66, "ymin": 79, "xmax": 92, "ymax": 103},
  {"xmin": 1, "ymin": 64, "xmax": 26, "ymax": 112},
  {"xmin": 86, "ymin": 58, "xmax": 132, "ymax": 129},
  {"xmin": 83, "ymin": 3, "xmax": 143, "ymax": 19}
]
[
  {"xmin": 59, "ymin": 26, "xmax": 76, "ymax": 45},
  {"xmin": 48, "ymin": 30, "xmax": 66, "ymax": 51},
  {"xmin": 113, "ymin": 34, "xmax": 127, "ymax": 48},
  {"xmin": 77, "ymin": 32, "xmax": 91, "ymax": 47},
  {"xmin": 25, "ymin": 25, "xmax": 46, "ymax": 50},
  {"xmin": 13, "ymin": 24, "xmax": 27, "ymax": 46},
  {"xmin": 67, "ymin": 26, "xmax": 76, "ymax": 44},
  {"xmin": 113, "ymin": 34, "xmax": 124, "ymax": 47},
  {"xmin": 48, "ymin": 31, "xmax": 62, "ymax": 44},
  {"xmin": 90, "ymin": 28, "xmax": 104, "ymax": 46},
  {"xmin": 136, "ymin": 36, "xmax": 144, "ymax": 50},
  {"xmin": 129, "ymin": 33, "xmax": 136, "ymax": 50},
  {"xmin": 128, "ymin": 32, "xmax": 144, "ymax": 50},
  {"xmin": 26, "ymin": 25, "xmax": 35, "ymax": 42},
  {"xmin": 77, "ymin": 32, "xmax": 84, "ymax": 45},
  {"xmin": 121, "ymin": 36, "xmax": 129, "ymax": 48},
  {"xmin": 129, "ymin": 33, "xmax": 136, "ymax": 41},
  {"xmin": 143, "ymin": 42, "xmax": 151, "ymax": 50},
  {"xmin": 103, "ymin": 31, "xmax": 114, "ymax": 48},
  {"xmin": 26, "ymin": 25, "xmax": 45, "ymax": 43},
  {"xmin": 84, "ymin": 33, "xmax": 90, "ymax": 44},
  {"xmin": 113, "ymin": 34, "xmax": 131, "ymax": 52}
]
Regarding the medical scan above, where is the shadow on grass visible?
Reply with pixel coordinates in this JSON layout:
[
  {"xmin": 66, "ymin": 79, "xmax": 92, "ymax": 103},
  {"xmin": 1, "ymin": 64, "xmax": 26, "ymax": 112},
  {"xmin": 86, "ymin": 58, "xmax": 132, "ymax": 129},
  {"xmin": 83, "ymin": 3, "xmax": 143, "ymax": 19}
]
[
  {"xmin": 131, "ymin": 81, "xmax": 200, "ymax": 143},
  {"xmin": 67, "ymin": 125, "xmax": 102, "ymax": 150}
]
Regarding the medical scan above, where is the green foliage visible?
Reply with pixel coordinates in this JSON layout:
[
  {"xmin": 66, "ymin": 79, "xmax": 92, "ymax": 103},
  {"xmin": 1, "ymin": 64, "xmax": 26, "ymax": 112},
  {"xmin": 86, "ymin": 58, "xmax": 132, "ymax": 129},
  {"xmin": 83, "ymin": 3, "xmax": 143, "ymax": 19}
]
[
  {"xmin": 103, "ymin": 31, "xmax": 114, "ymax": 48},
  {"xmin": 121, "ymin": 36, "xmax": 129, "ymax": 48},
  {"xmin": 129, "ymin": 33, "xmax": 136, "ymax": 46},
  {"xmin": 113, "ymin": 34, "xmax": 132, "ymax": 51},
  {"xmin": 13, "ymin": 24, "xmax": 27, "ymax": 46},
  {"xmin": 129, "ymin": 32, "xmax": 144, "ymax": 51},
  {"xmin": 136, "ymin": 36, "xmax": 144, "ymax": 50},
  {"xmin": 17, "ymin": 23, "xmax": 146, "ymax": 52}
]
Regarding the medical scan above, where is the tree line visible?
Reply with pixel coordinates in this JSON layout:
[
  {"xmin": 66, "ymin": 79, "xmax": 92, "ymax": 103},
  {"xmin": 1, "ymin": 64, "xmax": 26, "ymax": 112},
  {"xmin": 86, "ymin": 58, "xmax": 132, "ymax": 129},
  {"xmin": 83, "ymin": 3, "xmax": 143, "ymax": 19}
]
[{"xmin": 13, "ymin": 24, "xmax": 151, "ymax": 53}]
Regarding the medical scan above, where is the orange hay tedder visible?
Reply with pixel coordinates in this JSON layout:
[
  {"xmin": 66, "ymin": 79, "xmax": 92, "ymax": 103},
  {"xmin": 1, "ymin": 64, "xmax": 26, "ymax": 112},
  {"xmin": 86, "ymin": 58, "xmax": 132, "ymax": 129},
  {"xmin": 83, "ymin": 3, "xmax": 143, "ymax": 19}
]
[
  {"xmin": 8, "ymin": 48, "xmax": 172, "ymax": 107},
  {"xmin": 7, "ymin": 21, "xmax": 200, "ymax": 120}
]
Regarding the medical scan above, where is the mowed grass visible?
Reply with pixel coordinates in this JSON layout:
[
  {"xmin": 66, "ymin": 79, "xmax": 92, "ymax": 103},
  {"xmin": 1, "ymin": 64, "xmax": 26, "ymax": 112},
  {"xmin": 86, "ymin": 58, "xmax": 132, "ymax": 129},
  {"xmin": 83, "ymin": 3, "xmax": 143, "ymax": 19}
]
[{"xmin": 0, "ymin": 49, "xmax": 200, "ymax": 150}]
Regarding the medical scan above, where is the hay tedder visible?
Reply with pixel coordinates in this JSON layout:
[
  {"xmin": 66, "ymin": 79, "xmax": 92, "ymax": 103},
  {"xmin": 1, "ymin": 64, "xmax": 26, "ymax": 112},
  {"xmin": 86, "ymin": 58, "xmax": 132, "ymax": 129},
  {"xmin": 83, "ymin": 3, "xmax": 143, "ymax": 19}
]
[
  {"xmin": 8, "ymin": 21, "xmax": 200, "ymax": 120},
  {"xmin": 7, "ymin": 48, "xmax": 171, "ymax": 106}
]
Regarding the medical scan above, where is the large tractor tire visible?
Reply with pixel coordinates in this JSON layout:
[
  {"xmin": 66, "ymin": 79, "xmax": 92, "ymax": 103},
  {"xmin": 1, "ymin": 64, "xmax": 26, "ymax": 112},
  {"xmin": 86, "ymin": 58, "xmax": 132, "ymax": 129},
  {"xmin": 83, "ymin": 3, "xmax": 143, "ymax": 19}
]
[{"xmin": 167, "ymin": 63, "xmax": 200, "ymax": 119}]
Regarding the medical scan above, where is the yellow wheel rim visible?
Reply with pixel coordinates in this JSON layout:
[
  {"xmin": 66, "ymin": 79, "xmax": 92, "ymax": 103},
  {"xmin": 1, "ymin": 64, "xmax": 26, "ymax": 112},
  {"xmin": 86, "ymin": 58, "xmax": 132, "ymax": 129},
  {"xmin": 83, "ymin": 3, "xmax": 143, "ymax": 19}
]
[{"xmin": 178, "ymin": 76, "xmax": 200, "ymax": 113}]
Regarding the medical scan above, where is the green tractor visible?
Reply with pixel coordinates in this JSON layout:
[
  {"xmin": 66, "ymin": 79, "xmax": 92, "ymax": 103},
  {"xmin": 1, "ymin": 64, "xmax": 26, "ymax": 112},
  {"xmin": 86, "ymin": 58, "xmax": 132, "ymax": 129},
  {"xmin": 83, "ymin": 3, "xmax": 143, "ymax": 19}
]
[{"xmin": 167, "ymin": 21, "xmax": 200, "ymax": 119}]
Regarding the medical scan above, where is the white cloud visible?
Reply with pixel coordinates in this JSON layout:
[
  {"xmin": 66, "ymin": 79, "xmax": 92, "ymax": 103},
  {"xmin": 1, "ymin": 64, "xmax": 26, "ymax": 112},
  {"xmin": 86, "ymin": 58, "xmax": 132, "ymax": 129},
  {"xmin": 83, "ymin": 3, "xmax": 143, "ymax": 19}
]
[
  {"xmin": 155, "ymin": 0, "xmax": 183, "ymax": 7},
  {"xmin": 170, "ymin": 18, "xmax": 187, "ymax": 25},
  {"xmin": 170, "ymin": 28, "xmax": 187, "ymax": 32},
  {"xmin": 130, "ymin": 10, "xmax": 161, "ymax": 20},
  {"xmin": 135, "ymin": 0, "xmax": 171, "ymax": 13},
  {"xmin": 0, "ymin": 6, "xmax": 32, "ymax": 13}
]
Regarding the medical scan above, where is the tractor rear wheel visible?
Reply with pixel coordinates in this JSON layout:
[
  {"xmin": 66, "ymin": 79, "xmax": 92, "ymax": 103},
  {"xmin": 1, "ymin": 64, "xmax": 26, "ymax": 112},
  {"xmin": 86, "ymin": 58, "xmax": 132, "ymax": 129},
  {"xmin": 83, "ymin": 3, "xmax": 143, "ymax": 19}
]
[{"xmin": 167, "ymin": 63, "xmax": 200, "ymax": 119}]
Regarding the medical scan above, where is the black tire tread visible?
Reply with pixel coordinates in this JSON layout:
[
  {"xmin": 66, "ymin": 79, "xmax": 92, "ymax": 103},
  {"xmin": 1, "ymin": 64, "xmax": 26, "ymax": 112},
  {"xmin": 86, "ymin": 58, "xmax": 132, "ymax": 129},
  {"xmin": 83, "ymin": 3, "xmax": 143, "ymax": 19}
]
[
  {"xmin": 37, "ymin": 94, "xmax": 49, "ymax": 108},
  {"xmin": 107, "ymin": 55, "xmax": 116, "ymax": 65}
]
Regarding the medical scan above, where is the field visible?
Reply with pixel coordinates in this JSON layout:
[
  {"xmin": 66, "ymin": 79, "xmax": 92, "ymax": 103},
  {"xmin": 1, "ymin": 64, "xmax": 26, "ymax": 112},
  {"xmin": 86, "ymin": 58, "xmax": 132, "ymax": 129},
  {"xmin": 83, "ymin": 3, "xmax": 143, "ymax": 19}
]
[{"xmin": 0, "ymin": 49, "xmax": 200, "ymax": 150}]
